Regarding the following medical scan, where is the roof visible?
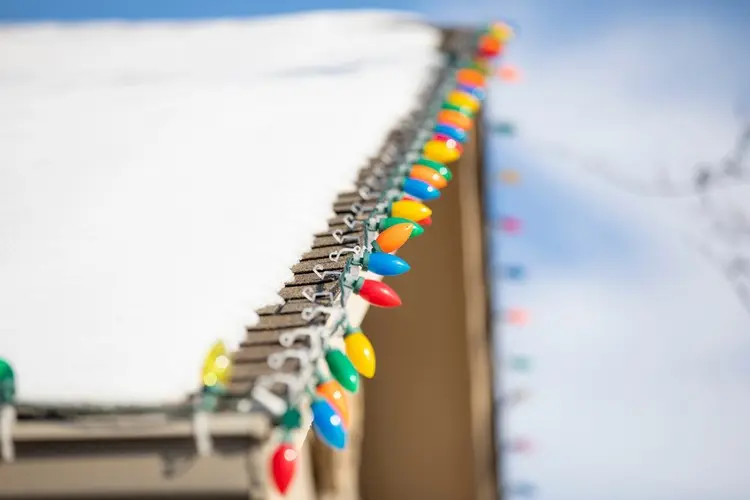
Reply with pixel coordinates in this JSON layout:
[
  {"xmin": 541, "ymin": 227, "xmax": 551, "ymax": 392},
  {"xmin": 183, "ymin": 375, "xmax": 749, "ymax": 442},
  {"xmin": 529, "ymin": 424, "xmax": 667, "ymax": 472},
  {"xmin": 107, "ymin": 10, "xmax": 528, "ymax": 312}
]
[{"xmin": 0, "ymin": 11, "xmax": 444, "ymax": 407}]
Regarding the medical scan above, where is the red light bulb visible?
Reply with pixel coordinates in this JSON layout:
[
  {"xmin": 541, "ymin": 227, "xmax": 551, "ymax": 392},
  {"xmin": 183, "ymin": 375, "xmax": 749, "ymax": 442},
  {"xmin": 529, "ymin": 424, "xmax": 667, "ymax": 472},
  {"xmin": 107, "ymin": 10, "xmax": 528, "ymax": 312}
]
[
  {"xmin": 271, "ymin": 442, "xmax": 298, "ymax": 494},
  {"xmin": 419, "ymin": 216, "xmax": 433, "ymax": 227},
  {"xmin": 347, "ymin": 277, "xmax": 401, "ymax": 307}
]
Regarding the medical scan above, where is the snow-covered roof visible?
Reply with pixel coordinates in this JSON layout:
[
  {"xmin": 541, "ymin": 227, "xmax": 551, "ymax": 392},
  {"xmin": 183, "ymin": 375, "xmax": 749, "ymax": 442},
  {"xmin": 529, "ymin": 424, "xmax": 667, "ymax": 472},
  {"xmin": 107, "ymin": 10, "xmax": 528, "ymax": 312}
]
[{"xmin": 0, "ymin": 11, "xmax": 441, "ymax": 405}]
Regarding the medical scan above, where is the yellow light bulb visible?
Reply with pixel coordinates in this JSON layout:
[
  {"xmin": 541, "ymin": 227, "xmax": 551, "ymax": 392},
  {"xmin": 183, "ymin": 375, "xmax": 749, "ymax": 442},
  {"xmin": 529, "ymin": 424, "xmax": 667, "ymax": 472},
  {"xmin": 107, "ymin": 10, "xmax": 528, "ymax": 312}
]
[
  {"xmin": 391, "ymin": 200, "xmax": 432, "ymax": 222},
  {"xmin": 344, "ymin": 331, "xmax": 376, "ymax": 378},
  {"xmin": 201, "ymin": 340, "xmax": 232, "ymax": 387},
  {"xmin": 445, "ymin": 90, "xmax": 480, "ymax": 114},
  {"xmin": 491, "ymin": 22, "xmax": 514, "ymax": 42},
  {"xmin": 423, "ymin": 140, "xmax": 461, "ymax": 164}
]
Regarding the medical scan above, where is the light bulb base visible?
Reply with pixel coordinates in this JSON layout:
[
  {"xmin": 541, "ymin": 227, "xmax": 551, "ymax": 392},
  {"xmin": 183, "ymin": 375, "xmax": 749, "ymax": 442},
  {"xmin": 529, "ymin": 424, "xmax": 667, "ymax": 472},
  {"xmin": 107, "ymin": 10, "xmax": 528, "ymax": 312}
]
[
  {"xmin": 342, "ymin": 275, "xmax": 364, "ymax": 294},
  {"xmin": 396, "ymin": 163, "xmax": 411, "ymax": 176},
  {"xmin": 387, "ymin": 190, "xmax": 402, "ymax": 202},
  {"xmin": 279, "ymin": 407, "xmax": 303, "ymax": 430},
  {"xmin": 350, "ymin": 252, "xmax": 371, "ymax": 270}
]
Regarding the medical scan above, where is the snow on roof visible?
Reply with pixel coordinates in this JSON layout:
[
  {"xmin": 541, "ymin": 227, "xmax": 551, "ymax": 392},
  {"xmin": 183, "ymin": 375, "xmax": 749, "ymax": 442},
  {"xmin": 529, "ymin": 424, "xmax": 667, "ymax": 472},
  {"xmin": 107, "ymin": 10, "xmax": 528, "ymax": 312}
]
[{"xmin": 0, "ymin": 11, "xmax": 441, "ymax": 405}]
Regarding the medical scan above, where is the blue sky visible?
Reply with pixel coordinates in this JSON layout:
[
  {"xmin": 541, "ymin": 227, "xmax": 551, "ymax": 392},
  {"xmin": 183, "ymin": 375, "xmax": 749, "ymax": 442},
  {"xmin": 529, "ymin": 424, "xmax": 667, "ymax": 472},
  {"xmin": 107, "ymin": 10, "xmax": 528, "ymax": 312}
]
[
  {"xmin": 1, "ymin": 0, "xmax": 748, "ymax": 27},
  {"xmin": 477, "ymin": 2, "xmax": 750, "ymax": 499},
  {"xmin": 484, "ymin": 134, "xmax": 647, "ymax": 273}
]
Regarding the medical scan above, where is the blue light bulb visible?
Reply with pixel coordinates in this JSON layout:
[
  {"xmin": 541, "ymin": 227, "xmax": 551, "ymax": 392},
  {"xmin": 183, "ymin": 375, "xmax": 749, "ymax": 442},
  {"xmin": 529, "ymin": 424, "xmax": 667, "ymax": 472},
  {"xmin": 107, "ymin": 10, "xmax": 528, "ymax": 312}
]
[
  {"xmin": 311, "ymin": 399, "xmax": 347, "ymax": 450},
  {"xmin": 456, "ymin": 84, "xmax": 485, "ymax": 101},
  {"xmin": 402, "ymin": 178, "xmax": 440, "ymax": 201},
  {"xmin": 365, "ymin": 252, "xmax": 410, "ymax": 276},
  {"xmin": 433, "ymin": 123, "xmax": 467, "ymax": 143}
]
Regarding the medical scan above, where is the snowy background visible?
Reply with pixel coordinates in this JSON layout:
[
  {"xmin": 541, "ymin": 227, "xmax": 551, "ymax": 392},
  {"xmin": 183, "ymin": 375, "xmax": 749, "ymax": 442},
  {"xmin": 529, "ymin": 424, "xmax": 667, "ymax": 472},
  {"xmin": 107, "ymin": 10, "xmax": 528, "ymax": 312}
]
[
  {"xmin": 0, "ymin": 11, "xmax": 440, "ymax": 404},
  {"xmin": 3, "ymin": 0, "xmax": 750, "ymax": 498}
]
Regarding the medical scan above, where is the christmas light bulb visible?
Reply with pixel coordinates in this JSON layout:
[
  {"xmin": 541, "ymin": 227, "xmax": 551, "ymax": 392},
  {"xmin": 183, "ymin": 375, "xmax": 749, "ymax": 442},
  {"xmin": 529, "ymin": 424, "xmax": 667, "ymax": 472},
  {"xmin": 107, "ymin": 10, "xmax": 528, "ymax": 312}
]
[
  {"xmin": 433, "ymin": 123, "xmax": 467, "ymax": 144},
  {"xmin": 271, "ymin": 442, "xmax": 298, "ymax": 494},
  {"xmin": 201, "ymin": 340, "xmax": 232, "ymax": 389},
  {"xmin": 0, "ymin": 358, "xmax": 14, "ymax": 404},
  {"xmin": 415, "ymin": 157, "xmax": 453, "ymax": 181},
  {"xmin": 432, "ymin": 135, "xmax": 465, "ymax": 155},
  {"xmin": 445, "ymin": 90, "xmax": 480, "ymax": 114},
  {"xmin": 456, "ymin": 84, "xmax": 485, "ymax": 102},
  {"xmin": 346, "ymin": 277, "xmax": 402, "ymax": 308},
  {"xmin": 477, "ymin": 34, "xmax": 503, "ymax": 58},
  {"xmin": 390, "ymin": 200, "xmax": 432, "ymax": 222},
  {"xmin": 376, "ymin": 217, "xmax": 424, "ymax": 238},
  {"xmin": 353, "ymin": 251, "xmax": 410, "ymax": 277},
  {"xmin": 344, "ymin": 326, "xmax": 376, "ymax": 378},
  {"xmin": 402, "ymin": 177, "xmax": 440, "ymax": 201},
  {"xmin": 311, "ymin": 398, "xmax": 347, "ymax": 450},
  {"xmin": 374, "ymin": 222, "xmax": 413, "ymax": 253},
  {"xmin": 423, "ymin": 139, "xmax": 460, "ymax": 164},
  {"xmin": 316, "ymin": 380, "xmax": 350, "ymax": 428},
  {"xmin": 498, "ymin": 65, "xmax": 520, "ymax": 82},
  {"xmin": 492, "ymin": 122, "xmax": 516, "ymax": 135},
  {"xmin": 325, "ymin": 349, "xmax": 359, "ymax": 393},
  {"xmin": 456, "ymin": 68, "xmax": 486, "ymax": 88},
  {"xmin": 410, "ymin": 165, "xmax": 448, "ymax": 189},
  {"xmin": 419, "ymin": 216, "xmax": 433, "ymax": 227},
  {"xmin": 441, "ymin": 102, "xmax": 475, "ymax": 118},
  {"xmin": 370, "ymin": 252, "xmax": 410, "ymax": 276},
  {"xmin": 436, "ymin": 109, "xmax": 473, "ymax": 131},
  {"xmin": 490, "ymin": 21, "xmax": 515, "ymax": 42},
  {"xmin": 467, "ymin": 59, "xmax": 492, "ymax": 76}
]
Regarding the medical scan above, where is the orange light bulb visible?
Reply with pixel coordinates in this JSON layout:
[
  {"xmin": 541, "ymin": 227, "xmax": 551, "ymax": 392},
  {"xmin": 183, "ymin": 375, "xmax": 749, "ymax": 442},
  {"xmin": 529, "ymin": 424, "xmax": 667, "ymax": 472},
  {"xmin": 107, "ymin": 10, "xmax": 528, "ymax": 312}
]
[
  {"xmin": 410, "ymin": 165, "xmax": 448, "ymax": 189},
  {"xmin": 477, "ymin": 34, "xmax": 503, "ymax": 58},
  {"xmin": 456, "ymin": 68, "xmax": 486, "ymax": 88},
  {"xmin": 436, "ymin": 109, "xmax": 473, "ymax": 131},
  {"xmin": 375, "ymin": 223, "xmax": 413, "ymax": 253},
  {"xmin": 316, "ymin": 380, "xmax": 350, "ymax": 428},
  {"xmin": 499, "ymin": 169, "xmax": 520, "ymax": 184}
]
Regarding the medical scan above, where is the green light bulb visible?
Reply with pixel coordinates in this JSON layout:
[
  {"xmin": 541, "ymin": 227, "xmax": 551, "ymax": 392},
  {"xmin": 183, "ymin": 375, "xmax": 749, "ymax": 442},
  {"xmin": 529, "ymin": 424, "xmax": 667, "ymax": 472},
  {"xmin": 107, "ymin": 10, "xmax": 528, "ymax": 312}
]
[
  {"xmin": 324, "ymin": 349, "xmax": 359, "ymax": 393},
  {"xmin": 440, "ymin": 102, "xmax": 474, "ymax": 118},
  {"xmin": 0, "ymin": 358, "xmax": 15, "ymax": 404}
]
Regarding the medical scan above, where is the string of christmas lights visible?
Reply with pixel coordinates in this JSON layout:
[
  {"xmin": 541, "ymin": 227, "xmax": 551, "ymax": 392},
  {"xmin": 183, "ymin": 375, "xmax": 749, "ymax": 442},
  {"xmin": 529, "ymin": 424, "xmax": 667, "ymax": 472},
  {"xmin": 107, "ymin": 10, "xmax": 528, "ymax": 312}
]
[{"xmin": 249, "ymin": 21, "xmax": 517, "ymax": 495}]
